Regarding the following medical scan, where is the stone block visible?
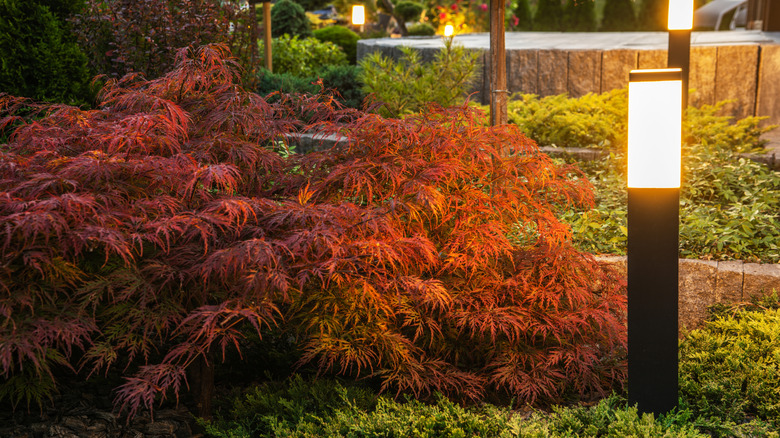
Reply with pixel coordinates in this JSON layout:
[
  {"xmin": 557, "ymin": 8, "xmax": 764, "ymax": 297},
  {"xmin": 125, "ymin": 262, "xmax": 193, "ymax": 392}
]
[
  {"xmin": 756, "ymin": 45, "xmax": 780, "ymax": 126},
  {"xmin": 600, "ymin": 49, "xmax": 637, "ymax": 93},
  {"xmin": 637, "ymin": 49, "xmax": 666, "ymax": 69},
  {"xmin": 742, "ymin": 263, "xmax": 780, "ymax": 299},
  {"xmin": 715, "ymin": 45, "xmax": 759, "ymax": 120},
  {"xmin": 688, "ymin": 46, "xmax": 717, "ymax": 108},
  {"xmin": 537, "ymin": 50, "xmax": 568, "ymax": 96},
  {"xmin": 567, "ymin": 50, "xmax": 602, "ymax": 98},
  {"xmin": 507, "ymin": 50, "xmax": 538, "ymax": 95},
  {"xmin": 715, "ymin": 260, "xmax": 744, "ymax": 303},
  {"xmin": 678, "ymin": 259, "xmax": 718, "ymax": 330}
]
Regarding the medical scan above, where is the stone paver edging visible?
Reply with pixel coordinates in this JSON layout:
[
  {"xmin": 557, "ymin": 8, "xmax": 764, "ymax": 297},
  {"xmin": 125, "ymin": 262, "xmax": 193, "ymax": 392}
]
[{"xmin": 597, "ymin": 256, "xmax": 780, "ymax": 329}]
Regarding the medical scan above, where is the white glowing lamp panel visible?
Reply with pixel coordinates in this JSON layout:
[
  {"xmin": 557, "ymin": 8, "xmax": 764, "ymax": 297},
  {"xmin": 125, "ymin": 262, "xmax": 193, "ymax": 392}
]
[
  {"xmin": 668, "ymin": 0, "xmax": 693, "ymax": 29},
  {"xmin": 627, "ymin": 69, "xmax": 682, "ymax": 189},
  {"xmin": 352, "ymin": 5, "xmax": 365, "ymax": 25},
  {"xmin": 444, "ymin": 24, "xmax": 454, "ymax": 36}
]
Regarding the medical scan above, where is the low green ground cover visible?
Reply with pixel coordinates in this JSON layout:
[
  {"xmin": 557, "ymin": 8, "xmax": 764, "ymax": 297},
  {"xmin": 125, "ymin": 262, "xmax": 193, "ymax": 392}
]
[{"xmin": 203, "ymin": 296, "xmax": 780, "ymax": 437}]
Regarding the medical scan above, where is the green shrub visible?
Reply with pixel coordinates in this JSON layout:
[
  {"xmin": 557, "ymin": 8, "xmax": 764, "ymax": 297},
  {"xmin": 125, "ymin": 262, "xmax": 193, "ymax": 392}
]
[
  {"xmin": 358, "ymin": 37, "xmax": 479, "ymax": 116},
  {"xmin": 512, "ymin": 0, "xmax": 534, "ymax": 30},
  {"xmin": 686, "ymin": 100, "xmax": 773, "ymax": 153},
  {"xmin": 534, "ymin": 0, "xmax": 564, "ymax": 31},
  {"xmin": 407, "ymin": 22, "xmax": 437, "ymax": 36},
  {"xmin": 507, "ymin": 89, "xmax": 629, "ymax": 150},
  {"xmin": 204, "ymin": 380, "xmax": 706, "ymax": 438},
  {"xmin": 254, "ymin": 70, "xmax": 321, "ymax": 98},
  {"xmin": 313, "ymin": 25, "xmax": 360, "ymax": 64},
  {"xmin": 564, "ymin": 0, "xmax": 597, "ymax": 31},
  {"xmin": 271, "ymin": 0, "xmax": 313, "ymax": 37},
  {"xmin": 260, "ymin": 34, "xmax": 347, "ymax": 77},
  {"xmin": 394, "ymin": 1, "xmax": 425, "ymax": 21},
  {"xmin": 679, "ymin": 303, "xmax": 780, "ymax": 431},
  {"xmin": 600, "ymin": 0, "xmax": 638, "ymax": 31},
  {"xmin": 293, "ymin": 0, "xmax": 330, "ymax": 11},
  {"xmin": 0, "ymin": 0, "xmax": 92, "ymax": 105},
  {"xmin": 319, "ymin": 64, "xmax": 366, "ymax": 109}
]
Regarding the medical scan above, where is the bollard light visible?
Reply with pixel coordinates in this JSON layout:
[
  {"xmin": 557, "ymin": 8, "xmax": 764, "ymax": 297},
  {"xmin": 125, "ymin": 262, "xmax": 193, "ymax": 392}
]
[
  {"xmin": 627, "ymin": 69, "xmax": 683, "ymax": 189},
  {"xmin": 351, "ymin": 5, "xmax": 365, "ymax": 26},
  {"xmin": 627, "ymin": 68, "xmax": 683, "ymax": 417},
  {"xmin": 668, "ymin": 0, "xmax": 694, "ymax": 30},
  {"xmin": 444, "ymin": 24, "xmax": 454, "ymax": 36}
]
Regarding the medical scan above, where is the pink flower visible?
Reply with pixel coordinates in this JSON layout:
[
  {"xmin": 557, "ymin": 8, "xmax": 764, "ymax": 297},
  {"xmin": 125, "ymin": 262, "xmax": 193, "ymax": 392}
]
[
  {"xmin": 440, "ymin": 12, "xmax": 447, "ymax": 19},
  {"xmin": 479, "ymin": 3, "xmax": 488, "ymax": 11},
  {"xmin": 512, "ymin": 15, "xmax": 519, "ymax": 26},
  {"xmin": 450, "ymin": 3, "xmax": 457, "ymax": 10}
]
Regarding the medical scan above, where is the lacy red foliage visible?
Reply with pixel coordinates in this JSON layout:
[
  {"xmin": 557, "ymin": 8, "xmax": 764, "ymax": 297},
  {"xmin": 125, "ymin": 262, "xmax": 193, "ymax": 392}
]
[{"xmin": 0, "ymin": 44, "xmax": 626, "ymax": 417}]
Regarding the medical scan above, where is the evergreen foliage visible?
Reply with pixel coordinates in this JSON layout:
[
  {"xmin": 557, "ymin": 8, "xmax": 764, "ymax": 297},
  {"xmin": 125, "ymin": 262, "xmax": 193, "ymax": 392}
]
[
  {"xmin": 638, "ymin": 0, "xmax": 668, "ymax": 30},
  {"xmin": 534, "ymin": 0, "xmax": 564, "ymax": 31},
  {"xmin": 513, "ymin": 0, "xmax": 534, "ymax": 30},
  {"xmin": 0, "ymin": 0, "xmax": 91, "ymax": 105},
  {"xmin": 394, "ymin": 1, "xmax": 425, "ymax": 21},
  {"xmin": 259, "ymin": 35, "xmax": 347, "ymax": 77},
  {"xmin": 564, "ymin": 0, "xmax": 597, "ymax": 31},
  {"xmin": 407, "ymin": 22, "xmax": 437, "ymax": 35},
  {"xmin": 313, "ymin": 25, "xmax": 360, "ymax": 64},
  {"xmin": 271, "ymin": 0, "xmax": 313, "ymax": 38},
  {"xmin": 600, "ymin": 0, "xmax": 638, "ymax": 31}
]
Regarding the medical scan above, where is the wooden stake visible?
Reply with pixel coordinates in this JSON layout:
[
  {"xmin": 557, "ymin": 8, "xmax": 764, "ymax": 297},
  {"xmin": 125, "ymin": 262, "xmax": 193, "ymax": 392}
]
[{"xmin": 489, "ymin": 0, "xmax": 507, "ymax": 126}]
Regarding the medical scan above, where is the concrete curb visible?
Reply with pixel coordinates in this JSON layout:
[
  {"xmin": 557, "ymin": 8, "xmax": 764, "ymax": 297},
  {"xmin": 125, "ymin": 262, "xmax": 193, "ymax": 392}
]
[{"xmin": 597, "ymin": 256, "xmax": 780, "ymax": 329}]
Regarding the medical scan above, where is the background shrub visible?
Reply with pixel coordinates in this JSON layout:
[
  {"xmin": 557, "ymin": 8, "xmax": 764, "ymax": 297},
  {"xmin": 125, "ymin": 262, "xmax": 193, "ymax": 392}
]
[
  {"xmin": 358, "ymin": 37, "xmax": 479, "ymax": 116},
  {"xmin": 260, "ymin": 35, "xmax": 347, "ymax": 77},
  {"xmin": 407, "ymin": 22, "xmax": 437, "ymax": 36},
  {"xmin": 254, "ymin": 65, "xmax": 366, "ymax": 110},
  {"xmin": 272, "ymin": 0, "xmax": 313, "ymax": 37},
  {"xmin": 638, "ymin": 0, "xmax": 668, "ymax": 30},
  {"xmin": 534, "ymin": 0, "xmax": 564, "ymax": 31},
  {"xmin": 313, "ymin": 25, "xmax": 360, "ymax": 64},
  {"xmin": 394, "ymin": 0, "xmax": 425, "ymax": 21},
  {"xmin": 512, "ymin": 0, "xmax": 534, "ymax": 30},
  {"xmin": 600, "ymin": 0, "xmax": 638, "ymax": 31},
  {"xmin": 72, "ymin": 0, "xmax": 236, "ymax": 80},
  {"xmin": 0, "ymin": 0, "xmax": 92, "ymax": 105},
  {"xmin": 564, "ymin": 0, "xmax": 597, "ymax": 31},
  {"xmin": 293, "ymin": 0, "xmax": 331, "ymax": 11}
]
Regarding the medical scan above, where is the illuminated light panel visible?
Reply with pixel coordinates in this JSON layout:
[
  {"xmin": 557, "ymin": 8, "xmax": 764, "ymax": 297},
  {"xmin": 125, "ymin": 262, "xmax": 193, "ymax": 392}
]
[
  {"xmin": 627, "ymin": 69, "xmax": 683, "ymax": 189},
  {"xmin": 352, "ymin": 5, "xmax": 365, "ymax": 25},
  {"xmin": 668, "ymin": 0, "xmax": 693, "ymax": 30},
  {"xmin": 444, "ymin": 24, "xmax": 454, "ymax": 36}
]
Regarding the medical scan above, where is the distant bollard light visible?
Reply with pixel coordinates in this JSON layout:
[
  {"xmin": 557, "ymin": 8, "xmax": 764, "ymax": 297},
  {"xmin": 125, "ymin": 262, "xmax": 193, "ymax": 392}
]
[
  {"xmin": 627, "ymin": 67, "xmax": 683, "ymax": 416},
  {"xmin": 668, "ymin": 0, "xmax": 693, "ymax": 29},
  {"xmin": 351, "ymin": 5, "xmax": 365, "ymax": 26},
  {"xmin": 627, "ymin": 69, "xmax": 683, "ymax": 189},
  {"xmin": 444, "ymin": 24, "xmax": 454, "ymax": 36}
]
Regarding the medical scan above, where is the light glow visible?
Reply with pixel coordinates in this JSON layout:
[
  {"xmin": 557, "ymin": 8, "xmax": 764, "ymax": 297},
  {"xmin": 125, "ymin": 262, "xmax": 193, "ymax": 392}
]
[
  {"xmin": 352, "ymin": 5, "xmax": 365, "ymax": 25},
  {"xmin": 668, "ymin": 0, "xmax": 693, "ymax": 30},
  {"xmin": 444, "ymin": 24, "xmax": 454, "ymax": 36},
  {"xmin": 627, "ymin": 69, "xmax": 682, "ymax": 189}
]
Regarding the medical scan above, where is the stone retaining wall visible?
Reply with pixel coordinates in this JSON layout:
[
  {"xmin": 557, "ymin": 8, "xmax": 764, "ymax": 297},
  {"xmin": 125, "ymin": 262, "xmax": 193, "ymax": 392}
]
[
  {"xmin": 357, "ymin": 35, "xmax": 780, "ymax": 126},
  {"xmin": 597, "ymin": 256, "xmax": 780, "ymax": 330}
]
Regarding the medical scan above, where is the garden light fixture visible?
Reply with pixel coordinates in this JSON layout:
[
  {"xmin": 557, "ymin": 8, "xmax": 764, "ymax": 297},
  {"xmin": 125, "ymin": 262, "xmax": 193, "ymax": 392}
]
[
  {"xmin": 627, "ymin": 68, "xmax": 683, "ymax": 416},
  {"xmin": 444, "ymin": 24, "xmax": 454, "ymax": 37},
  {"xmin": 352, "ymin": 5, "xmax": 365, "ymax": 32}
]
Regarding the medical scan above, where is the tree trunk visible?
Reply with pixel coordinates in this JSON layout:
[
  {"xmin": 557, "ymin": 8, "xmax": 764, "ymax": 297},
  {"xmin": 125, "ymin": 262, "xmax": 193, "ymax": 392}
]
[
  {"xmin": 189, "ymin": 354, "xmax": 215, "ymax": 419},
  {"xmin": 379, "ymin": 0, "xmax": 408, "ymax": 35}
]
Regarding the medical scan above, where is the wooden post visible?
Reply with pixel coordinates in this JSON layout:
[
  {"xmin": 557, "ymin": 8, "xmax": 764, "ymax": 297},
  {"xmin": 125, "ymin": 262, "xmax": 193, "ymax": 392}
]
[
  {"xmin": 489, "ymin": 0, "xmax": 507, "ymax": 126},
  {"xmin": 263, "ymin": 1, "xmax": 273, "ymax": 71},
  {"xmin": 248, "ymin": 0, "xmax": 258, "ymax": 69}
]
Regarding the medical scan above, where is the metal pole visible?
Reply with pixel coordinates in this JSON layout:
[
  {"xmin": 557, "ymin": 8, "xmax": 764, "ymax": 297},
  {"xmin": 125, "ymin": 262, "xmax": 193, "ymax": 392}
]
[
  {"xmin": 667, "ymin": 30, "xmax": 690, "ymax": 110},
  {"xmin": 489, "ymin": 0, "xmax": 507, "ymax": 126},
  {"xmin": 264, "ymin": 1, "xmax": 273, "ymax": 72}
]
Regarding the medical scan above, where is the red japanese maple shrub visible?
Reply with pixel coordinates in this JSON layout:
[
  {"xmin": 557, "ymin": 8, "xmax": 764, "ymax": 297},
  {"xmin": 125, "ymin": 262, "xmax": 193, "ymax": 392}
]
[{"xmin": 0, "ymin": 43, "xmax": 626, "ymax": 418}]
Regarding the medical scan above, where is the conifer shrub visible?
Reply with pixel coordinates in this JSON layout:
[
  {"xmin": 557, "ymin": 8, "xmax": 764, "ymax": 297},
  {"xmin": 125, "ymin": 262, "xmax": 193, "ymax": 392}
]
[
  {"xmin": 394, "ymin": 1, "xmax": 425, "ymax": 21},
  {"xmin": 600, "ymin": 0, "xmax": 638, "ymax": 31},
  {"xmin": 313, "ymin": 25, "xmax": 360, "ymax": 64},
  {"xmin": 534, "ymin": 0, "xmax": 564, "ymax": 31},
  {"xmin": 0, "ymin": 43, "xmax": 626, "ymax": 417},
  {"xmin": 564, "ymin": 0, "xmax": 597, "ymax": 31},
  {"xmin": 358, "ymin": 38, "xmax": 480, "ymax": 116},
  {"xmin": 638, "ymin": 0, "xmax": 668, "ymax": 30},
  {"xmin": 272, "ymin": 0, "xmax": 314, "ymax": 37},
  {"xmin": 512, "ymin": 0, "xmax": 534, "ymax": 30},
  {"xmin": 0, "ymin": 0, "xmax": 92, "ymax": 105}
]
